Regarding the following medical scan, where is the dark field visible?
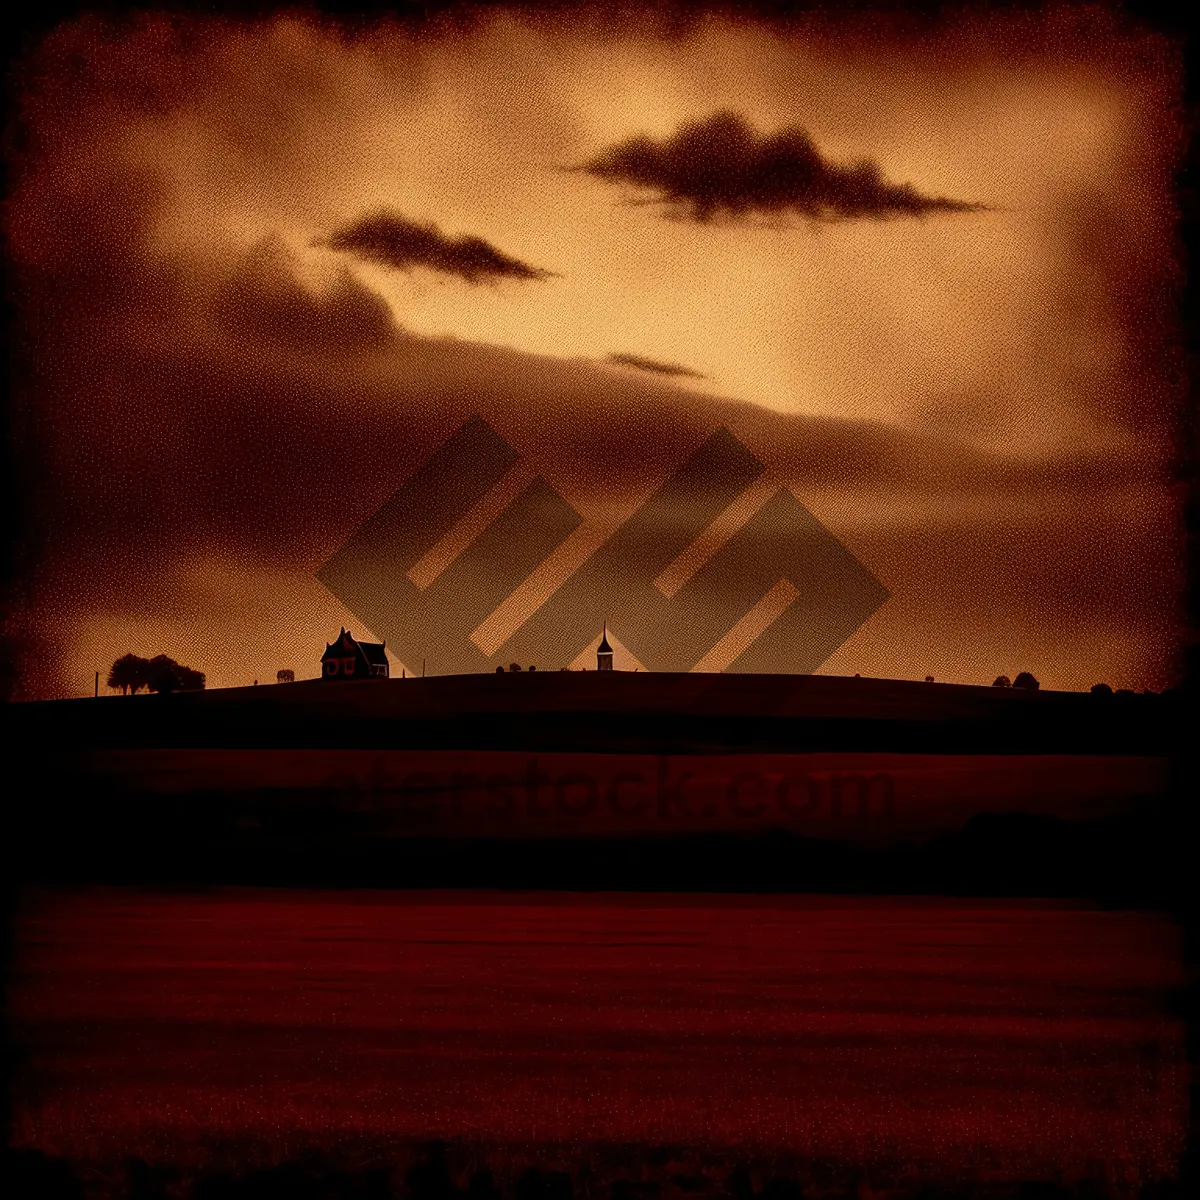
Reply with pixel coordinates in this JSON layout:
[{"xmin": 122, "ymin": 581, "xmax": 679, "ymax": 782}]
[{"xmin": 7, "ymin": 890, "xmax": 1187, "ymax": 1199}]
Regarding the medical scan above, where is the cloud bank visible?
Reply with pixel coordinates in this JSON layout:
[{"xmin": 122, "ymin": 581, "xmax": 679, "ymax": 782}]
[
  {"xmin": 216, "ymin": 237, "xmax": 401, "ymax": 352},
  {"xmin": 584, "ymin": 110, "xmax": 986, "ymax": 223}
]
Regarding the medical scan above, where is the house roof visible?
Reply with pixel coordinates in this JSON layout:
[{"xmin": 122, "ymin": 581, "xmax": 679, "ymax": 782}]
[
  {"xmin": 359, "ymin": 641, "xmax": 388, "ymax": 667},
  {"xmin": 322, "ymin": 630, "xmax": 350, "ymax": 658},
  {"xmin": 322, "ymin": 628, "xmax": 388, "ymax": 667}
]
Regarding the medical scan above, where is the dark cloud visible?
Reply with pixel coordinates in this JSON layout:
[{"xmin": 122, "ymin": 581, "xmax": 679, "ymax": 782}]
[
  {"xmin": 606, "ymin": 352, "xmax": 707, "ymax": 379},
  {"xmin": 322, "ymin": 211, "xmax": 557, "ymax": 283},
  {"xmin": 583, "ymin": 110, "xmax": 986, "ymax": 223},
  {"xmin": 214, "ymin": 237, "xmax": 400, "ymax": 354}
]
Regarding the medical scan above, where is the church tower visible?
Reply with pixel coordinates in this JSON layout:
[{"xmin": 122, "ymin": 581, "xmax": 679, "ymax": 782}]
[{"xmin": 597, "ymin": 623, "xmax": 614, "ymax": 671}]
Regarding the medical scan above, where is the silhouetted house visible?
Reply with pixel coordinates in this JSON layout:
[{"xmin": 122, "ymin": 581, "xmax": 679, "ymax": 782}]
[
  {"xmin": 321, "ymin": 628, "xmax": 389, "ymax": 680},
  {"xmin": 597, "ymin": 624, "xmax": 613, "ymax": 672}
]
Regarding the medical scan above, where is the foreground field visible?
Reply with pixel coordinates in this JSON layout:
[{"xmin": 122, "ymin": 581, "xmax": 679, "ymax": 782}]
[{"xmin": 10, "ymin": 889, "xmax": 1187, "ymax": 1196}]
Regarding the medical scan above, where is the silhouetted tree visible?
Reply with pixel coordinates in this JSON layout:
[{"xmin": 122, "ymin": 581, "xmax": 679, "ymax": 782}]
[
  {"xmin": 1090, "ymin": 682, "xmax": 1113, "ymax": 695},
  {"xmin": 1013, "ymin": 671, "xmax": 1040, "ymax": 690},
  {"xmin": 496, "ymin": 665, "xmax": 505, "ymax": 673},
  {"xmin": 107, "ymin": 653, "xmax": 151, "ymax": 694},
  {"xmin": 509, "ymin": 663, "xmax": 522, "ymax": 672},
  {"xmin": 147, "ymin": 655, "xmax": 182, "ymax": 692},
  {"xmin": 276, "ymin": 669, "xmax": 294, "ymax": 683},
  {"xmin": 174, "ymin": 664, "xmax": 206, "ymax": 690},
  {"xmin": 992, "ymin": 675, "xmax": 1011, "ymax": 687},
  {"xmin": 146, "ymin": 654, "xmax": 206, "ymax": 693}
]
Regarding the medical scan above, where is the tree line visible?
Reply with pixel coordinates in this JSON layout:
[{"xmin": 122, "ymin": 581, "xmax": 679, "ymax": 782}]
[
  {"xmin": 107, "ymin": 653, "xmax": 205, "ymax": 694},
  {"xmin": 991, "ymin": 672, "xmax": 1039, "ymax": 689}
]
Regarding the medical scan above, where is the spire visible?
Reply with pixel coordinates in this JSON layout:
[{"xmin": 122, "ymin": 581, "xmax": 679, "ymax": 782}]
[{"xmin": 596, "ymin": 621, "xmax": 614, "ymax": 671}]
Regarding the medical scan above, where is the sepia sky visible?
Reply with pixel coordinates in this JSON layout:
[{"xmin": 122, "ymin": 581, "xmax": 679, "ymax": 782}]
[{"xmin": 4, "ymin": 3, "xmax": 1187, "ymax": 697}]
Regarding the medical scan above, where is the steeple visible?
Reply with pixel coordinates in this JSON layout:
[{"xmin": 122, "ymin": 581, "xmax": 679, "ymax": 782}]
[{"xmin": 597, "ymin": 622, "xmax": 614, "ymax": 671}]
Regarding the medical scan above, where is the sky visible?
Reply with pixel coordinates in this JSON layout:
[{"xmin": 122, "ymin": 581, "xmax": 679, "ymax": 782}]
[{"xmin": 3, "ymin": 3, "xmax": 1187, "ymax": 697}]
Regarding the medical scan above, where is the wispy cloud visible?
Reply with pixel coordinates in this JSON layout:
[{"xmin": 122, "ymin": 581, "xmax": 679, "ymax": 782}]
[
  {"xmin": 323, "ymin": 212, "xmax": 557, "ymax": 283},
  {"xmin": 607, "ymin": 352, "xmax": 707, "ymax": 379}
]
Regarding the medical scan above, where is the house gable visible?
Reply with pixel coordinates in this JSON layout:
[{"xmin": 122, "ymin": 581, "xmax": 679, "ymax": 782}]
[{"xmin": 321, "ymin": 629, "xmax": 389, "ymax": 680}]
